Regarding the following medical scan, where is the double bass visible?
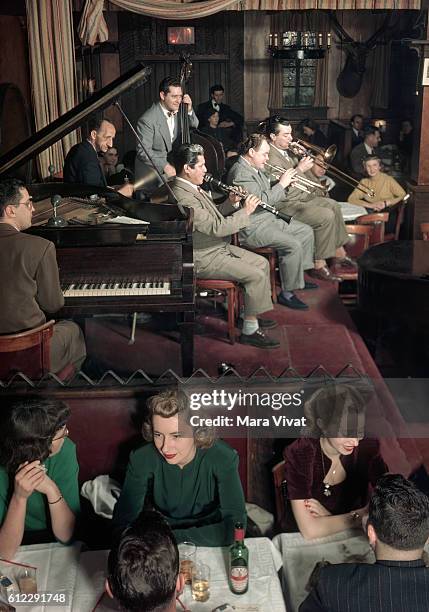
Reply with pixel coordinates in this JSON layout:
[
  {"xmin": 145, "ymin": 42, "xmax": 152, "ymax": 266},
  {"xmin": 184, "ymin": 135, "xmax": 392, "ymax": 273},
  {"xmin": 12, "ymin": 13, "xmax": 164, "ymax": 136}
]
[{"xmin": 178, "ymin": 53, "xmax": 225, "ymax": 178}]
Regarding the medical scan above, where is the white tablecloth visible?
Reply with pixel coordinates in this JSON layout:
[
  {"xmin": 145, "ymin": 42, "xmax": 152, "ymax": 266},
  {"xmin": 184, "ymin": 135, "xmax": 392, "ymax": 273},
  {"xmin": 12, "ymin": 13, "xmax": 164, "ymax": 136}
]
[
  {"xmin": 340, "ymin": 202, "xmax": 366, "ymax": 221},
  {"xmin": 0, "ymin": 538, "xmax": 286, "ymax": 612}
]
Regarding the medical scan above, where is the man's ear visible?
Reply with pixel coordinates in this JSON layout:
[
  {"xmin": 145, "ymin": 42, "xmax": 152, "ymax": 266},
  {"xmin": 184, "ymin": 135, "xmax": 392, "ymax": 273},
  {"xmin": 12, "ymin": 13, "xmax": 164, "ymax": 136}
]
[
  {"xmin": 176, "ymin": 572, "xmax": 185, "ymax": 595},
  {"xmin": 89, "ymin": 129, "xmax": 98, "ymax": 143},
  {"xmin": 160, "ymin": 91, "xmax": 166, "ymax": 102},
  {"xmin": 105, "ymin": 578, "xmax": 114, "ymax": 600},
  {"xmin": 270, "ymin": 132, "xmax": 276, "ymax": 141},
  {"xmin": 367, "ymin": 522, "xmax": 377, "ymax": 549}
]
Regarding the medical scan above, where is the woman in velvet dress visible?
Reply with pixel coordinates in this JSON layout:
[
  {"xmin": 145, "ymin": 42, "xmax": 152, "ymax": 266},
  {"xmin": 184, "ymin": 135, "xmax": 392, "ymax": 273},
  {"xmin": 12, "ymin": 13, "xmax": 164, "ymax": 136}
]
[
  {"xmin": 284, "ymin": 384, "xmax": 388, "ymax": 540},
  {"xmin": 113, "ymin": 389, "xmax": 246, "ymax": 546}
]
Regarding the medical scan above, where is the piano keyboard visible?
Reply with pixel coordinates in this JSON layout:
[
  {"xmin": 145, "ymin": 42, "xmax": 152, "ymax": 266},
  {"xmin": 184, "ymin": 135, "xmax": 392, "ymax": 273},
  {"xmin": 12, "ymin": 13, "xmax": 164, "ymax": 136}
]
[{"xmin": 62, "ymin": 280, "xmax": 171, "ymax": 297}]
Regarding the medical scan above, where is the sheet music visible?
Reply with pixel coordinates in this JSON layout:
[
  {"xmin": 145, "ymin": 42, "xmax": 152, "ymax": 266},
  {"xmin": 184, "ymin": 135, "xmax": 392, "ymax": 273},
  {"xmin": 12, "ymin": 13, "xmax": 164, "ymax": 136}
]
[{"xmin": 105, "ymin": 216, "xmax": 149, "ymax": 225}]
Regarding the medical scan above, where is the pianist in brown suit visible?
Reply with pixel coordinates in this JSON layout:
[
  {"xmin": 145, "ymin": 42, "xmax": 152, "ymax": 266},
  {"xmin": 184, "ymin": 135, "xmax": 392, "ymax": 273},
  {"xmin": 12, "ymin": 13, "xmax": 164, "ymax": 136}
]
[
  {"xmin": 0, "ymin": 179, "xmax": 86, "ymax": 373},
  {"xmin": 170, "ymin": 143, "xmax": 280, "ymax": 350}
]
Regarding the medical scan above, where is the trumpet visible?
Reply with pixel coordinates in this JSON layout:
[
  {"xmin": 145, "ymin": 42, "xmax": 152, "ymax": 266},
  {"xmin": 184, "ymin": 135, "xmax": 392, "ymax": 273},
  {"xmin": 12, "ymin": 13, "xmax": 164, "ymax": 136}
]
[
  {"xmin": 287, "ymin": 140, "xmax": 375, "ymax": 198},
  {"xmin": 264, "ymin": 162, "xmax": 326, "ymax": 195},
  {"xmin": 203, "ymin": 174, "xmax": 292, "ymax": 224}
]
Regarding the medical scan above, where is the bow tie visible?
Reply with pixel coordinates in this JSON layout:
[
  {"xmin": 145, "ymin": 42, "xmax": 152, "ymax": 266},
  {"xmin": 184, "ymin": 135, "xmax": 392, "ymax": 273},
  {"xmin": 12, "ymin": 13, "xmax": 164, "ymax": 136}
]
[{"xmin": 167, "ymin": 111, "xmax": 175, "ymax": 118}]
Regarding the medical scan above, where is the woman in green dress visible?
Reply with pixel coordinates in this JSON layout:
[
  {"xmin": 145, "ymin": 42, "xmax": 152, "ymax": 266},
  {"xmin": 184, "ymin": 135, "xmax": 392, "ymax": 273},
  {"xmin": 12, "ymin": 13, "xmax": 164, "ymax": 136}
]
[
  {"xmin": 113, "ymin": 389, "xmax": 246, "ymax": 546},
  {"xmin": 0, "ymin": 398, "xmax": 80, "ymax": 559}
]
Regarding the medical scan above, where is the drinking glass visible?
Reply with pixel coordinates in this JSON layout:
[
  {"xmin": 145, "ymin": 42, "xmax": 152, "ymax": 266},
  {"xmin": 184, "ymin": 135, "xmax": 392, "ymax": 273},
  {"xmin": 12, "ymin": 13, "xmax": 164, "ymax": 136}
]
[
  {"xmin": 16, "ymin": 567, "xmax": 37, "ymax": 594},
  {"xmin": 191, "ymin": 562, "xmax": 210, "ymax": 602},
  {"xmin": 178, "ymin": 541, "xmax": 196, "ymax": 585}
]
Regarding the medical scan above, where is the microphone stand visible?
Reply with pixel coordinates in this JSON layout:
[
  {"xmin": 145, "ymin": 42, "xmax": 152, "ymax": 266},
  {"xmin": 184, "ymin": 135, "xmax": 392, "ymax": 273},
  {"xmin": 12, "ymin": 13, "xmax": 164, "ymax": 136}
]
[{"xmin": 114, "ymin": 101, "xmax": 178, "ymax": 204}]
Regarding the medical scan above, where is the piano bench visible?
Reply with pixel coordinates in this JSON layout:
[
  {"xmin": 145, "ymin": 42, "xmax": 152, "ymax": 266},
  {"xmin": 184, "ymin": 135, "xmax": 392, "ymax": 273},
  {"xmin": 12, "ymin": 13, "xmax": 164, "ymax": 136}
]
[
  {"xmin": 0, "ymin": 320, "xmax": 73, "ymax": 381},
  {"xmin": 196, "ymin": 279, "xmax": 240, "ymax": 344}
]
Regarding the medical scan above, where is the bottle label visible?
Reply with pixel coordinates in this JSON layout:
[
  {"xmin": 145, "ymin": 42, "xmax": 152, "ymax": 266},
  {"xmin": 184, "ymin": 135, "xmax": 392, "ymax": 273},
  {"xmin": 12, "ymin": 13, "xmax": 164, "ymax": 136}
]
[{"xmin": 230, "ymin": 566, "xmax": 248, "ymax": 593}]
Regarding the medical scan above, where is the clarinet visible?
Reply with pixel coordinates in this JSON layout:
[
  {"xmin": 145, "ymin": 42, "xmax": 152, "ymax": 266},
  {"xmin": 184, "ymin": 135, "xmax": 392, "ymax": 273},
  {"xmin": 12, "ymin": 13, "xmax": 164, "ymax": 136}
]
[{"xmin": 203, "ymin": 174, "xmax": 292, "ymax": 224}]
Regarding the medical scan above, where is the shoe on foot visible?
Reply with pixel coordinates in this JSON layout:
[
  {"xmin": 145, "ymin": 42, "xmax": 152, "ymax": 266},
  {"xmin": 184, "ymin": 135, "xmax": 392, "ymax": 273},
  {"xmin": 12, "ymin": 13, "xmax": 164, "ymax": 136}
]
[
  {"xmin": 239, "ymin": 329, "xmax": 280, "ymax": 349},
  {"xmin": 308, "ymin": 266, "xmax": 343, "ymax": 282},
  {"xmin": 277, "ymin": 292, "xmax": 309, "ymax": 310},
  {"xmin": 334, "ymin": 255, "xmax": 357, "ymax": 269}
]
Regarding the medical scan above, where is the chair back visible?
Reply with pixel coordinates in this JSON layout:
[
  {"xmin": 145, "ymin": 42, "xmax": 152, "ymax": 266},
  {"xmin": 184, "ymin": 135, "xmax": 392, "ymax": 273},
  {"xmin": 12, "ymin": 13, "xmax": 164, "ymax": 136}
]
[
  {"xmin": 272, "ymin": 460, "xmax": 288, "ymax": 528},
  {"xmin": 385, "ymin": 200, "xmax": 406, "ymax": 241},
  {"xmin": 344, "ymin": 225, "xmax": 373, "ymax": 259},
  {"xmin": 0, "ymin": 320, "xmax": 54, "ymax": 379},
  {"xmin": 421, "ymin": 223, "xmax": 429, "ymax": 241},
  {"xmin": 356, "ymin": 212, "xmax": 388, "ymax": 245}
]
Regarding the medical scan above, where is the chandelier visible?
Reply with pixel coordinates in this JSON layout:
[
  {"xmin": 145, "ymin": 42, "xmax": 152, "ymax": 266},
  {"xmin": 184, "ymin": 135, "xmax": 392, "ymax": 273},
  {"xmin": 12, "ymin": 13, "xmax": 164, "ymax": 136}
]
[{"xmin": 268, "ymin": 31, "xmax": 331, "ymax": 60}]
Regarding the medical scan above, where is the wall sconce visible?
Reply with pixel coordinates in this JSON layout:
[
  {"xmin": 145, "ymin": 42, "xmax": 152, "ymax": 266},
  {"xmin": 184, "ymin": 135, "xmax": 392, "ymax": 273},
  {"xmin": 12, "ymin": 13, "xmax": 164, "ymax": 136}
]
[{"xmin": 268, "ymin": 31, "xmax": 331, "ymax": 60}]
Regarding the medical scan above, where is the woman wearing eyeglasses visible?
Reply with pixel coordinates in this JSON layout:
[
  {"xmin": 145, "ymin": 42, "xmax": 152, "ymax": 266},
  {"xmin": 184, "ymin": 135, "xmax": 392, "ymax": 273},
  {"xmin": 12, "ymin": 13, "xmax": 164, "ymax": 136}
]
[
  {"xmin": 0, "ymin": 399, "xmax": 80, "ymax": 559},
  {"xmin": 113, "ymin": 389, "xmax": 246, "ymax": 546}
]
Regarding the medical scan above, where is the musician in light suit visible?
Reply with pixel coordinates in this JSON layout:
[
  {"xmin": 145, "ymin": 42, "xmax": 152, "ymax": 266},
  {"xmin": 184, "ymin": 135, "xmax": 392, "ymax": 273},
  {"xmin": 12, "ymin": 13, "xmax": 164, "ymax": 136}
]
[
  {"xmin": 135, "ymin": 77, "xmax": 199, "ymax": 186},
  {"xmin": 227, "ymin": 134, "xmax": 317, "ymax": 311},
  {"xmin": 170, "ymin": 143, "xmax": 280, "ymax": 350},
  {"xmin": 0, "ymin": 179, "xmax": 86, "ymax": 373},
  {"xmin": 263, "ymin": 117, "xmax": 352, "ymax": 282}
]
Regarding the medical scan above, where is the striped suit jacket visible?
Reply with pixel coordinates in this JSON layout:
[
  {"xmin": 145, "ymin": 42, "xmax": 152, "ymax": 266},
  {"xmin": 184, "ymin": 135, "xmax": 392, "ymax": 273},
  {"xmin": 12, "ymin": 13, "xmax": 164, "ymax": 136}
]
[{"xmin": 299, "ymin": 559, "xmax": 429, "ymax": 612}]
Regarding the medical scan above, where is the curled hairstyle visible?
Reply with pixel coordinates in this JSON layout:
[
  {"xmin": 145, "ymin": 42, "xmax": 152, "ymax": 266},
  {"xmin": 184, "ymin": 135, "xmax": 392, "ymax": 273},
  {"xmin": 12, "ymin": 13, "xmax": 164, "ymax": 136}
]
[
  {"xmin": 108, "ymin": 510, "xmax": 179, "ymax": 612},
  {"xmin": 258, "ymin": 116, "xmax": 290, "ymax": 140},
  {"xmin": 363, "ymin": 154, "xmax": 381, "ymax": 166},
  {"xmin": 172, "ymin": 143, "xmax": 204, "ymax": 174},
  {"xmin": 302, "ymin": 383, "xmax": 367, "ymax": 438},
  {"xmin": 142, "ymin": 388, "xmax": 214, "ymax": 448},
  {"xmin": 159, "ymin": 76, "xmax": 182, "ymax": 96},
  {"xmin": 0, "ymin": 398, "xmax": 70, "ymax": 473},
  {"xmin": 368, "ymin": 474, "xmax": 429, "ymax": 550},
  {"xmin": 238, "ymin": 133, "xmax": 268, "ymax": 156},
  {"xmin": 0, "ymin": 178, "xmax": 26, "ymax": 217}
]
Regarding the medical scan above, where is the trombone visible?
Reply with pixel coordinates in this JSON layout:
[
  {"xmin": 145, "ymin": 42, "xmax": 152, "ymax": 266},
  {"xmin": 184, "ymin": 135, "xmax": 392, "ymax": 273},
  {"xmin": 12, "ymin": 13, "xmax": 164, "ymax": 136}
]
[
  {"xmin": 288, "ymin": 139, "xmax": 375, "ymax": 198},
  {"xmin": 264, "ymin": 162, "xmax": 327, "ymax": 195}
]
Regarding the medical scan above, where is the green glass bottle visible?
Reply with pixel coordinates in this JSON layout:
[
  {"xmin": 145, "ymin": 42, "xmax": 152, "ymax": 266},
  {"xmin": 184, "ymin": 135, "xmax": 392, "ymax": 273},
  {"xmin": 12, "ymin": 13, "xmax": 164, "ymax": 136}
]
[{"xmin": 229, "ymin": 522, "xmax": 249, "ymax": 594}]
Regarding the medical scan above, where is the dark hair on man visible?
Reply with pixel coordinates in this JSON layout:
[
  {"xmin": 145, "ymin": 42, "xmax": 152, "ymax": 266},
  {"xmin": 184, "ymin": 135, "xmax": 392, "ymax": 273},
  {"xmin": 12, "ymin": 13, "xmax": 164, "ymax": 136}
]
[
  {"xmin": 210, "ymin": 84, "xmax": 224, "ymax": 95},
  {"xmin": 0, "ymin": 178, "xmax": 26, "ymax": 217},
  {"xmin": 238, "ymin": 133, "xmax": 268, "ymax": 156},
  {"xmin": 0, "ymin": 398, "xmax": 71, "ymax": 473},
  {"xmin": 368, "ymin": 474, "xmax": 429, "ymax": 551},
  {"xmin": 83, "ymin": 115, "xmax": 113, "ymax": 139},
  {"xmin": 351, "ymin": 114, "xmax": 363, "ymax": 123},
  {"xmin": 172, "ymin": 143, "xmax": 204, "ymax": 174},
  {"xmin": 258, "ymin": 116, "xmax": 291, "ymax": 139},
  {"xmin": 159, "ymin": 76, "xmax": 182, "ymax": 96},
  {"xmin": 108, "ymin": 510, "xmax": 179, "ymax": 612},
  {"xmin": 363, "ymin": 126, "xmax": 380, "ymax": 139}
]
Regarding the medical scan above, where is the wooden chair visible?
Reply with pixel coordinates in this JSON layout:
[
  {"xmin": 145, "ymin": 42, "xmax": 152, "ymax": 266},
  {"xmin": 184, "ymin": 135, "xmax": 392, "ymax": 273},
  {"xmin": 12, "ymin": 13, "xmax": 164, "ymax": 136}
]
[
  {"xmin": 196, "ymin": 279, "xmax": 240, "ymax": 344},
  {"xmin": 232, "ymin": 234, "xmax": 277, "ymax": 303},
  {"xmin": 334, "ymin": 225, "xmax": 373, "ymax": 304},
  {"xmin": 356, "ymin": 212, "xmax": 388, "ymax": 245},
  {"xmin": 385, "ymin": 200, "xmax": 406, "ymax": 242},
  {"xmin": 0, "ymin": 320, "xmax": 74, "ymax": 380},
  {"xmin": 421, "ymin": 223, "xmax": 429, "ymax": 240}
]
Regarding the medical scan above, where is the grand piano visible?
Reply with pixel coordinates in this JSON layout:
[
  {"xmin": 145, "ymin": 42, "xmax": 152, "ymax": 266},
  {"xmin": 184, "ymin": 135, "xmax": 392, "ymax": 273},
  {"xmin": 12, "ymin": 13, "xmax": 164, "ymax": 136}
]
[{"xmin": 0, "ymin": 65, "xmax": 196, "ymax": 376}]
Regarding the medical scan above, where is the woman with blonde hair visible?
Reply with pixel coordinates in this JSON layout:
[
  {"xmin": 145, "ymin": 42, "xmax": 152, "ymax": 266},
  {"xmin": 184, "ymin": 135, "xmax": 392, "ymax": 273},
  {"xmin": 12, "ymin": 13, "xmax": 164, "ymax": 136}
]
[
  {"xmin": 113, "ymin": 389, "xmax": 246, "ymax": 546},
  {"xmin": 283, "ymin": 383, "xmax": 387, "ymax": 540}
]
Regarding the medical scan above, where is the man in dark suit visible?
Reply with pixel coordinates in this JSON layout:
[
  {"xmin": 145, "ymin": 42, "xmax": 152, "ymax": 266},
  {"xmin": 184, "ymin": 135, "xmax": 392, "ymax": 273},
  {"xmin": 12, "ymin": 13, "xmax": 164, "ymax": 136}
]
[
  {"xmin": 300, "ymin": 474, "xmax": 429, "ymax": 612},
  {"xmin": 0, "ymin": 179, "xmax": 86, "ymax": 373},
  {"xmin": 350, "ymin": 114, "xmax": 364, "ymax": 148},
  {"xmin": 63, "ymin": 117, "xmax": 133, "ymax": 197},
  {"xmin": 197, "ymin": 84, "xmax": 244, "ymax": 146},
  {"xmin": 349, "ymin": 127, "xmax": 381, "ymax": 178}
]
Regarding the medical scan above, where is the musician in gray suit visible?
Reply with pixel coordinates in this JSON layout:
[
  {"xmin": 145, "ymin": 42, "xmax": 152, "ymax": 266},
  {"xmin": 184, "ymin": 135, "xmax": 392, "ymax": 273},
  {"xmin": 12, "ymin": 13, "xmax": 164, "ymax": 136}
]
[
  {"xmin": 135, "ymin": 77, "xmax": 199, "ymax": 187},
  {"xmin": 170, "ymin": 143, "xmax": 280, "ymax": 349},
  {"xmin": 227, "ymin": 134, "xmax": 317, "ymax": 310},
  {"xmin": 300, "ymin": 474, "xmax": 429, "ymax": 612}
]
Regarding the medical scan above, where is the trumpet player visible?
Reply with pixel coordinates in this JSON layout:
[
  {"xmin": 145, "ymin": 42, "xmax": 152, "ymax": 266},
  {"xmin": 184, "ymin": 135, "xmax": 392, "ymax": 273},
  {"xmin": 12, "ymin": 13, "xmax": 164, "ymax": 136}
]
[
  {"xmin": 169, "ymin": 143, "xmax": 280, "ymax": 350},
  {"xmin": 227, "ymin": 134, "xmax": 316, "ymax": 310},
  {"xmin": 262, "ymin": 116, "xmax": 356, "ymax": 281}
]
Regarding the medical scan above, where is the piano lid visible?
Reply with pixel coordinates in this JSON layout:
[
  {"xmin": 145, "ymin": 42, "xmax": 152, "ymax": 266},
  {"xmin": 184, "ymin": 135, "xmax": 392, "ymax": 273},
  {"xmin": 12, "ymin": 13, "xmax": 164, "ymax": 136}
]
[
  {"xmin": 27, "ymin": 182, "xmax": 188, "ymax": 223},
  {"xmin": 0, "ymin": 64, "xmax": 151, "ymax": 178}
]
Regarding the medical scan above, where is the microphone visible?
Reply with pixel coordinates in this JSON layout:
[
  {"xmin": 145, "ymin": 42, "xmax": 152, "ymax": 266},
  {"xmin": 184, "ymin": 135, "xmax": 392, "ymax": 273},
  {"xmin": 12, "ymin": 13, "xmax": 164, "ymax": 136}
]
[{"xmin": 46, "ymin": 194, "xmax": 68, "ymax": 227}]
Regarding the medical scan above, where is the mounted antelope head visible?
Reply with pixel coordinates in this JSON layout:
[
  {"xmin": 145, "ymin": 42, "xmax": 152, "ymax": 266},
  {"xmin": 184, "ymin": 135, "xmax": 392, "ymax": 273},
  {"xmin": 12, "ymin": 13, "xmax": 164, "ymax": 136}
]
[{"xmin": 328, "ymin": 11, "xmax": 399, "ymax": 98}]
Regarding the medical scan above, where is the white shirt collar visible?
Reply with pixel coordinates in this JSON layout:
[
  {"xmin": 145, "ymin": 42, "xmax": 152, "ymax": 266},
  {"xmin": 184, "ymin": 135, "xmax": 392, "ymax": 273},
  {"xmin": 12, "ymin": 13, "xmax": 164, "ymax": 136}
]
[
  {"xmin": 159, "ymin": 103, "xmax": 176, "ymax": 119},
  {"xmin": 270, "ymin": 143, "xmax": 289, "ymax": 158},
  {"xmin": 211, "ymin": 99, "xmax": 220, "ymax": 112},
  {"xmin": 176, "ymin": 176, "xmax": 199, "ymax": 191},
  {"xmin": 364, "ymin": 142, "xmax": 373, "ymax": 154}
]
